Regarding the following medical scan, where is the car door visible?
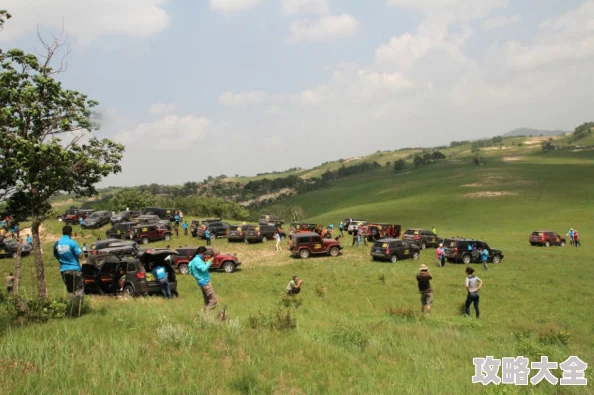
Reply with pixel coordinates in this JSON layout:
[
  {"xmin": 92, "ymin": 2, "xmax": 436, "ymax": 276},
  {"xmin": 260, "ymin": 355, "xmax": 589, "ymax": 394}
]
[
  {"xmin": 311, "ymin": 236, "xmax": 325, "ymax": 254},
  {"xmin": 147, "ymin": 225, "xmax": 160, "ymax": 241},
  {"xmin": 401, "ymin": 241, "xmax": 414, "ymax": 258},
  {"xmin": 392, "ymin": 240, "xmax": 404, "ymax": 258}
]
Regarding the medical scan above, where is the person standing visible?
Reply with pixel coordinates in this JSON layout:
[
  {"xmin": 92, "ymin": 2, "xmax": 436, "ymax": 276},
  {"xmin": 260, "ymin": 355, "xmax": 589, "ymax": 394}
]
[
  {"xmin": 275, "ymin": 232, "xmax": 282, "ymax": 253},
  {"xmin": 173, "ymin": 222, "xmax": 179, "ymax": 238},
  {"xmin": 179, "ymin": 210, "xmax": 184, "ymax": 223},
  {"xmin": 339, "ymin": 222, "xmax": 344, "ymax": 237},
  {"xmin": 26, "ymin": 234, "xmax": 32, "ymax": 245},
  {"xmin": 568, "ymin": 228, "xmax": 574, "ymax": 246},
  {"xmin": 79, "ymin": 217, "xmax": 84, "ymax": 226},
  {"xmin": 6, "ymin": 272, "xmax": 15, "ymax": 294},
  {"xmin": 189, "ymin": 246, "xmax": 218, "ymax": 311},
  {"xmin": 464, "ymin": 267, "xmax": 483, "ymax": 318},
  {"xmin": 205, "ymin": 228, "xmax": 211, "ymax": 245},
  {"xmin": 286, "ymin": 276, "xmax": 304, "ymax": 295},
  {"xmin": 182, "ymin": 221, "xmax": 188, "ymax": 236},
  {"xmin": 416, "ymin": 264, "xmax": 433, "ymax": 314},
  {"xmin": 351, "ymin": 226, "xmax": 358, "ymax": 246},
  {"xmin": 82, "ymin": 243, "xmax": 88, "ymax": 258},
  {"xmin": 54, "ymin": 225, "xmax": 84, "ymax": 303},
  {"xmin": 153, "ymin": 264, "xmax": 172, "ymax": 299},
  {"xmin": 573, "ymin": 230, "xmax": 580, "ymax": 247},
  {"xmin": 436, "ymin": 244, "xmax": 443, "ymax": 267},
  {"xmin": 432, "ymin": 226, "xmax": 437, "ymax": 235},
  {"xmin": 481, "ymin": 247, "xmax": 489, "ymax": 270}
]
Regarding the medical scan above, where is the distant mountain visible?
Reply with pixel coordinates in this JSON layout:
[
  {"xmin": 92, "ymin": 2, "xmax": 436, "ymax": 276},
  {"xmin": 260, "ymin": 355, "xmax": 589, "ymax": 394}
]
[{"xmin": 504, "ymin": 128, "xmax": 567, "ymax": 137}]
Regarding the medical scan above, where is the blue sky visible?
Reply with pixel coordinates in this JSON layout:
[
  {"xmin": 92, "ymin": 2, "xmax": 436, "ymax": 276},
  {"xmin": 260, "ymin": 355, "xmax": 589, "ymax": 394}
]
[{"xmin": 2, "ymin": 0, "xmax": 593, "ymax": 186}]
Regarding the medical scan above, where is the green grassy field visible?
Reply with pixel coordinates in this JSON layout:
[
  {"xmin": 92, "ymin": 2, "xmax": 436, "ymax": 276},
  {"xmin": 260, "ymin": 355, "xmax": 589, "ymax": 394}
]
[{"xmin": 1, "ymin": 139, "xmax": 594, "ymax": 394}]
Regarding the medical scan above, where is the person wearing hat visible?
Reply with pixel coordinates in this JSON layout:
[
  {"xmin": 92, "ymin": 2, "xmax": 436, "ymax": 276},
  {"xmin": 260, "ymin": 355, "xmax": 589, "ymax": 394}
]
[
  {"xmin": 416, "ymin": 264, "xmax": 433, "ymax": 314},
  {"xmin": 54, "ymin": 225, "xmax": 84, "ymax": 302},
  {"xmin": 189, "ymin": 246, "xmax": 218, "ymax": 311}
]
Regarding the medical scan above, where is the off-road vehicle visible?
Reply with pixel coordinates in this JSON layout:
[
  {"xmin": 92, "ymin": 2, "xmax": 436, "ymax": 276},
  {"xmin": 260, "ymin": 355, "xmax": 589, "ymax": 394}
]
[
  {"xmin": 341, "ymin": 218, "xmax": 366, "ymax": 233},
  {"xmin": 0, "ymin": 237, "xmax": 32, "ymax": 259},
  {"xmin": 143, "ymin": 207, "xmax": 177, "ymax": 220},
  {"xmin": 110, "ymin": 210, "xmax": 142, "ymax": 224},
  {"xmin": 289, "ymin": 222, "xmax": 324, "ymax": 234},
  {"xmin": 402, "ymin": 228, "xmax": 443, "ymax": 249},
  {"xmin": 227, "ymin": 224, "xmax": 253, "ymax": 242},
  {"xmin": 529, "ymin": 231, "xmax": 566, "ymax": 247},
  {"xmin": 172, "ymin": 246, "xmax": 242, "ymax": 274},
  {"xmin": 191, "ymin": 218, "xmax": 222, "ymax": 237},
  {"xmin": 195, "ymin": 222, "xmax": 231, "ymax": 239},
  {"xmin": 81, "ymin": 211, "xmax": 112, "ymax": 229},
  {"xmin": 289, "ymin": 232, "xmax": 343, "ymax": 259},
  {"xmin": 105, "ymin": 222, "xmax": 139, "ymax": 240},
  {"xmin": 57, "ymin": 209, "xmax": 95, "ymax": 225},
  {"xmin": 89, "ymin": 239, "xmax": 138, "ymax": 257},
  {"xmin": 366, "ymin": 223, "xmax": 402, "ymax": 241},
  {"xmin": 82, "ymin": 249, "xmax": 178, "ymax": 296},
  {"xmin": 443, "ymin": 238, "xmax": 504, "ymax": 264},
  {"xmin": 245, "ymin": 225, "xmax": 286, "ymax": 243},
  {"xmin": 370, "ymin": 238, "xmax": 420, "ymax": 263},
  {"xmin": 131, "ymin": 224, "xmax": 172, "ymax": 244},
  {"xmin": 259, "ymin": 214, "xmax": 284, "ymax": 227}
]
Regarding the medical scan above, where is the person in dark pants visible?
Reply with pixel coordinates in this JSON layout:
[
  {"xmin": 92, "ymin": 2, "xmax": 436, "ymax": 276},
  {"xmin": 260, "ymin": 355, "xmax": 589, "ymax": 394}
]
[
  {"xmin": 339, "ymin": 222, "xmax": 344, "ymax": 237},
  {"xmin": 205, "ymin": 228, "xmax": 211, "ymax": 245},
  {"xmin": 189, "ymin": 246, "xmax": 218, "ymax": 311},
  {"xmin": 6, "ymin": 272, "xmax": 14, "ymax": 293},
  {"xmin": 153, "ymin": 265, "xmax": 172, "ymax": 298},
  {"xmin": 416, "ymin": 264, "xmax": 432, "ymax": 314},
  {"xmin": 182, "ymin": 221, "xmax": 188, "ymax": 236},
  {"xmin": 464, "ymin": 266, "xmax": 483, "ymax": 318},
  {"xmin": 286, "ymin": 276, "xmax": 304, "ymax": 295},
  {"xmin": 351, "ymin": 226, "xmax": 359, "ymax": 246},
  {"xmin": 54, "ymin": 226, "xmax": 84, "ymax": 305}
]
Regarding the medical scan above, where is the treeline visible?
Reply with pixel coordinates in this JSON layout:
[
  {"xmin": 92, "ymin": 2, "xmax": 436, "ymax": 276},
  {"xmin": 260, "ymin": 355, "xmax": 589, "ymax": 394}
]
[
  {"xmin": 393, "ymin": 151, "xmax": 446, "ymax": 172},
  {"xmin": 450, "ymin": 136, "xmax": 504, "ymax": 149},
  {"xmin": 569, "ymin": 122, "xmax": 593, "ymax": 143},
  {"xmin": 320, "ymin": 161, "xmax": 381, "ymax": 182}
]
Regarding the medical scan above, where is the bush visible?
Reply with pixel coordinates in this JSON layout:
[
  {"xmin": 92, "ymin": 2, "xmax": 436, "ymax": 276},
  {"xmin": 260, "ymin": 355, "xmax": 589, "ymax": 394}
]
[
  {"xmin": 538, "ymin": 328, "xmax": 570, "ymax": 345},
  {"xmin": 279, "ymin": 295, "xmax": 302, "ymax": 308},
  {"xmin": 331, "ymin": 323, "xmax": 370, "ymax": 352},
  {"xmin": 393, "ymin": 159, "xmax": 406, "ymax": 172},
  {"xmin": 157, "ymin": 323, "xmax": 196, "ymax": 348},
  {"xmin": 0, "ymin": 293, "xmax": 91, "ymax": 325},
  {"xmin": 248, "ymin": 308, "xmax": 297, "ymax": 331},
  {"xmin": 388, "ymin": 306, "xmax": 416, "ymax": 321}
]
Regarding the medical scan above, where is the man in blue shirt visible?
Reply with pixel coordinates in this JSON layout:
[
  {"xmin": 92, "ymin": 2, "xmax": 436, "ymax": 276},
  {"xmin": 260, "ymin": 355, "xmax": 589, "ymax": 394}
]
[
  {"xmin": 182, "ymin": 221, "xmax": 188, "ymax": 236},
  {"xmin": 205, "ymin": 228, "xmax": 211, "ymax": 245},
  {"xmin": 153, "ymin": 265, "xmax": 172, "ymax": 299},
  {"xmin": 79, "ymin": 217, "xmax": 84, "ymax": 226},
  {"xmin": 26, "ymin": 234, "xmax": 32, "ymax": 245},
  {"xmin": 481, "ymin": 248, "xmax": 489, "ymax": 271},
  {"xmin": 54, "ymin": 226, "xmax": 84, "ymax": 301},
  {"xmin": 189, "ymin": 246, "xmax": 218, "ymax": 311}
]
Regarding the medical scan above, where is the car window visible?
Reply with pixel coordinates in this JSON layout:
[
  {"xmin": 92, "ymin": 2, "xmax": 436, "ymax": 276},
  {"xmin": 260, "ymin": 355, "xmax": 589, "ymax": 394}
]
[
  {"xmin": 126, "ymin": 262, "xmax": 135, "ymax": 271},
  {"xmin": 312, "ymin": 236, "xmax": 322, "ymax": 243},
  {"xmin": 297, "ymin": 237, "xmax": 311, "ymax": 244}
]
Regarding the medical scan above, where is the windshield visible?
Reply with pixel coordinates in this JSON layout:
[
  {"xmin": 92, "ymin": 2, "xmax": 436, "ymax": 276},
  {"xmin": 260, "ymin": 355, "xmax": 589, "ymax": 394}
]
[
  {"xmin": 88, "ymin": 213, "xmax": 101, "ymax": 219},
  {"xmin": 3, "ymin": 239, "xmax": 17, "ymax": 247}
]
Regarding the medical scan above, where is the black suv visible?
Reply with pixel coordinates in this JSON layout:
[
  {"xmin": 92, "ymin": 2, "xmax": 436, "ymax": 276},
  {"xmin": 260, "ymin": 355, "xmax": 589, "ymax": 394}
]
[
  {"xmin": 245, "ymin": 225, "xmax": 286, "ymax": 243},
  {"xmin": 143, "ymin": 207, "xmax": 177, "ymax": 221},
  {"xmin": 106, "ymin": 222, "xmax": 138, "ymax": 240},
  {"xmin": 82, "ymin": 211, "xmax": 112, "ymax": 229},
  {"xmin": 370, "ymin": 238, "xmax": 420, "ymax": 263},
  {"xmin": 191, "ymin": 218, "xmax": 222, "ymax": 237},
  {"xmin": 0, "ymin": 237, "xmax": 33, "ymax": 259},
  {"xmin": 82, "ymin": 249, "xmax": 178, "ymax": 296},
  {"xmin": 443, "ymin": 238, "xmax": 504, "ymax": 264},
  {"xmin": 89, "ymin": 239, "xmax": 138, "ymax": 257},
  {"xmin": 227, "ymin": 224, "xmax": 252, "ymax": 242},
  {"xmin": 196, "ymin": 222, "xmax": 231, "ymax": 239},
  {"xmin": 110, "ymin": 210, "xmax": 142, "ymax": 224},
  {"xmin": 402, "ymin": 228, "xmax": 443, "ymax": 249}
]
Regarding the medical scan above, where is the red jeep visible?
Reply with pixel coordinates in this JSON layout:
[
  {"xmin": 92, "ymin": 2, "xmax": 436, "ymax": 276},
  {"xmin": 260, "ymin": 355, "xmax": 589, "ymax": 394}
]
[
  {"xmin": 172, "ymin": 246, "xmax": 242, "ymax": 273},
  {"xmin": 365, "ymin": 223, "xmax": 402, "ymax": 241},
  {"xmin": 289, "ymin": 232, "xmax": 343, "ymax": 259},
  {"xmin": 529, "ymin": 231, "xmax": 566, "ymax": 247},
  {"xmin": 57, "ymin": 209, "xmax": 94, "ymax": 225},
  {"xmin": 131, "ymin": 224, "xmax": 172, "ymax": 244}
]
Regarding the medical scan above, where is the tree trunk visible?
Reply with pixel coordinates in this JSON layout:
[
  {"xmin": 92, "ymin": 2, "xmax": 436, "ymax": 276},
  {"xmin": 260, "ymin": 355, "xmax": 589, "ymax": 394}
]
[
  {"xmin": 13, "ymin": 239, "xmax": 22, "ymax": 295},
  {"xmin": 31, "ymin": 216, "xmax": 48, "ymax": 299}
]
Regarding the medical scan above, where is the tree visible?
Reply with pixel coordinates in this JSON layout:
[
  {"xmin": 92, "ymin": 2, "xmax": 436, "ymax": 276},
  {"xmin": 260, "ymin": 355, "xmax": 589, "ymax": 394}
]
[
  {"xmin": 393, "ymin": 159, "xmax": 406, "ymax": 172},
  {"xmin": 541, "ymin": 138, "xmax": 557, "ymax": 152},
  {"xmin": 110, "ymin": 190, "xmax": 155, "ymax": 211},
  {"xmin": 0, "ymin": 10, "xmax": 11, "ymax": 31},
  {"xmin": 472, "ymin": 156, "xmax": 485, "ymax": 167},
  {"xmin": 0, "ymin": 31, "xmax": 124, "ymax": 299}
]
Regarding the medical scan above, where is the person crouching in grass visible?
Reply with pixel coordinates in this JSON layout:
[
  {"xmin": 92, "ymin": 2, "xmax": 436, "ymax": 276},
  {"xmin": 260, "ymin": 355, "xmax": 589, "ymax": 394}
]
[{"xmin": 286, "ymin": 276, "xmax": 303, "ymax": 295}]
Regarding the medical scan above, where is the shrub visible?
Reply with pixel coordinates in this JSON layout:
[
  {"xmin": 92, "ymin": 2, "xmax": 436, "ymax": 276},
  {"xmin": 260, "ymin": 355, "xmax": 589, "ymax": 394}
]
[
  {"xmin": 0, "ymin": 293, "xmax": 91, "ymax": 325},
  {"xmin": 157, "ymin": 323, "xmax": 196, "ymax": 348},
  {"xmin": 378, "ymin": 273, "xmax": 386, "ymax": 284},
  {"xmin": 331, "ymin": 323, "xmax": 370, "ymax": 352},
  {"xmin": 538, "ymin": 329, "xmax": 570, "ymax": 345},
  {"xmin": 248, "ymin": 308, "xmax": 297, "ymax": 331},
  {"xmin": 388, "ymin": 306, "xmax": 416, "ymax": 321},
  {"xmin": 393, "ymin": 159, "xmax": 406, "ymax": 172},
  {"xmin": 279, "ymin": 295, "xmax": 302, "ymax": 308},
  {"xmin": 314, "ymin": 285, "xmax": 326, "ymax": 298}
]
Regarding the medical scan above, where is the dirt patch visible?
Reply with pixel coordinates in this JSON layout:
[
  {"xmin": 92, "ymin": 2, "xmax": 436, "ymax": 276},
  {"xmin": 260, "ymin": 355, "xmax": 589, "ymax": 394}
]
[
  {"xmin": 463, "ymin": 191, "xmax": 519, "ymax": 198},
  {"xmin": 239, "ymin": 188, "xmax": 295, "ymax": 206},
  {"xmin": 524, "ymin": 136, "xmax": 560, "ymax": 145},
  {"xmin": 344, "ymin": 157, "xmax": 362, "ymax": 164},
  {"xmin": 483, "ymin": 146, "xmax": 510, "ymax": 151},
  {"xmin": 503, "ymin": 156, "xmax": 524, "ymax": 162},
  {"xmin": 462, "ymin": 183, "xmax": 481, "ymax": 188}
]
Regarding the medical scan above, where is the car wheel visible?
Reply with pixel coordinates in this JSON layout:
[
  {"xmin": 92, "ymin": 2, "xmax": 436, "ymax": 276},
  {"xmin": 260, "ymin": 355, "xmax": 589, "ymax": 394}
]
[
  {"xmin": 462, "ymin": 254, "xmax": 471, "ymax": 264},
  {"xmin": 390, "ymin": 254, "xmax": 398, "ymax": 263},
  {"xmin": 222, "ymin": 261, "xmax": 236, "ymax": 273},
  {"xmin": 11, "ymin": 252, "xmax": 18, "ymax": 259},
  {"xmin": 262, "ymin": 236, "xmax": 267, "ymax": 243},
  {"xmin": 66, "ymin": 220, "xmax": 72, "ymax": 226},
  {"xmin": 530, "ymin": 242, "xmax": 535, "ymax": 246},
  {"xmin": 412, "ymin": 251, "xmax": 420, "ymax": 260},
  {"xmin": 560, "ymin": 241, "xmax": 566, "ymax": 247},
  {"xmin": 329, "ymin": 246, "xmax": 339, "ymax": 257},
  {"xmin": 299, "ymin": 249, "xmax": 311, "ymax": 259},
  {"xmin": 178, "ymin": 264, "xmax": 189, "ymax": 274},
  {"xmin": 280, "ymin": 235, "xmax": 286, "ymax": 240},
  {"xmin": 545, "ymin": 241, "xmax": 550, "ymax": 247},
  {"xmin": 164, "ymin": 233, "xmax": 171, "ymax": 241},
  {"xmin": 371, "ymin": 257, "xmax": 377, "ymax": 261},
  {"xmin": 141, "ymin": 237, "xmax": 149, "ymax": 244},
  {"xmin": 420, "ymin": 242, "xmax": 427, "ymax": 250},
  {"xmin": 123, "ymin": 285, "xmax": 136, "ymax": 297},
  {"xmin": 492, "ymin": 255, "xmax": 501, "ymax": 264}
]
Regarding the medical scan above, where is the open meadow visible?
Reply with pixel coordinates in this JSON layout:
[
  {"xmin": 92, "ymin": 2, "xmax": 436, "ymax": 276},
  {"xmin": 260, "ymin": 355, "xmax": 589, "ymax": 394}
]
[{"xmin": 1, "ymin": 148, "xmax": 594, "ymax": 394}]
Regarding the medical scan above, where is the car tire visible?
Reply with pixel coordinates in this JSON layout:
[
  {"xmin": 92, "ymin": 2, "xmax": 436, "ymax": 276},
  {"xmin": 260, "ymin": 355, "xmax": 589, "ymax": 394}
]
[
  {"xmin": 262, "ymin": 236, "xmax": 267, "ymax": 243},
  {"xmin": 222, "ymin": 261, "xmax": 236, "ymax": 273},
  {"xmin": 141, "ymin": 237, "xmax": 149, "ymax": 245},
  {"xmin": 178, "ymin": 264, "xmax": 189, "ymax": 274},
  {"xmin": 164, "ymin": 233, "xmax": 171, "ymax": 241},
  {"xmin": 492, "ymin": 255, "xmax": 501, "ymax": 264},
  {"xmin": 545, "ymin": 241, "xmax": 550, "ymax": 247},
  {"xmin": 66, "ymin": 220, "xmax": 73, "ymax": 226},
  {"xmin": 280, "ymin": 235, "xmax": 286, "ymax": 240},
  {"xmin": 390, "ymin": 254, "xmax": 398, "ymax": 263},
  {"xmin": 420, "ymin": 242, "xmax": 427, "ymax": 250},
  {"xmin": 299, "ymin": 249, "xmax": 310, "ymax": 259},
  {"xmin": 329, "ymin": 247, "xmax": 340, "ymax": 257},
  {"xmin": 371, "ymin": 257, "xmax": 377, "ymax": 261},
  {"xmin": 462, "ymin": 254, "xmax": 471, "ymax": 264},
  {"xmin": 11, "ymin": 252, "xmax": 17, "ymax": 259},
  {"xmin": 412, "ymin": 251, "xmax": 420, "ymax": 260},
  {"xmin": 560, "ymin": 241, "xmax": 566, "ymax": 247},
  {"xmin": 123, "ymin": 285, "xmax": 136, "ymax": 297}
]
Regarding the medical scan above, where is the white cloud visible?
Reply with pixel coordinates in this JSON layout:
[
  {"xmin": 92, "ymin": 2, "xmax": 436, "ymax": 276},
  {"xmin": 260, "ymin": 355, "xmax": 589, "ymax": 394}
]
[
  {"xmin": 281, "ymin": 0, "xmax": 330, "ymax": 15},
  {"xmin": 148, "ymin": 102, "xmax": 176, "ymax": 114},
  {"xmin": 117, "ymin": 115, "xmax": 210, "ymax": 151},
  {"xmin": 386, "ymin": 0, "xmax": 507, "ymax": 22},
  {"xmin": 289, "ymin": 14, "xmax": 359, "ymax": 42},
  {"xmin": 481, "ymin": 14, "xmax": 521, "ymax": 31},
  {"xmin": 219, "ymin": 91, "xmax": 286, "ymax": 106},
  {"xmin": 0, "ymin": 0, "xmax": 170, "ymax": 46},
  {"xmin": 210, "ymin": 0, "xmax": 261, "ymax": 13}
]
